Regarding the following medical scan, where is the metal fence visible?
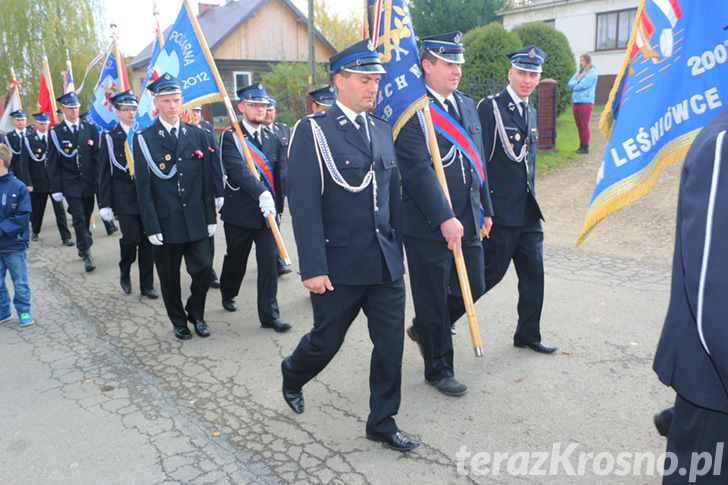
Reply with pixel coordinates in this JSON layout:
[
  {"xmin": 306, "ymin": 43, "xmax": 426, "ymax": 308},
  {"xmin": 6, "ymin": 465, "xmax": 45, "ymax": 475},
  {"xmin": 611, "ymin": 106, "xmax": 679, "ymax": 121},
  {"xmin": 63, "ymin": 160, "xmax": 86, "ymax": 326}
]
[{"xmin": 463, "ymin": 74, "xmax": 559, "ymax": 149}]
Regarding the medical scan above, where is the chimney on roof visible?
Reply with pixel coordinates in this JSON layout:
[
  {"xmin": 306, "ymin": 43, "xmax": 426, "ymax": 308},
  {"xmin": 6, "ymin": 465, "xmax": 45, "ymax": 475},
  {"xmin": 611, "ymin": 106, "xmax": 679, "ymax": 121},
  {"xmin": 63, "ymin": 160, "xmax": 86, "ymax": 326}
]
[{"xmin": 198, "ymin": 3, "xmax": 218, "ymax": 16}]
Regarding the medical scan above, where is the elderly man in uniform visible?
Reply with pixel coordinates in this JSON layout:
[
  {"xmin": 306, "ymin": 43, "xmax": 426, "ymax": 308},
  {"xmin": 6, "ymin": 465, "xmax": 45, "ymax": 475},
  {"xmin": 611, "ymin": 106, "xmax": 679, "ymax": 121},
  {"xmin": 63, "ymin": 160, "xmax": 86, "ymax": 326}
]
[
  {"xmin": 262, "ymin": 95, "xmax": 292, "ymax": 277},
  {"xmin": 281, "ymin": 40, "xmax": 419, "ymax": 452},
  {"xmin": 3, "ymin": 109, "xmax": 30, "ymax": 180},
  {"xmin": 307, "ymin": 85, "xmax": 337, "ymax": 113},
  {"xmin": 217, "ymin": 83, "xmax": 291, "ymax": 332},
  {"xmin": 98, "ymin": 90, "xmax": 158, "ymax": 299},
  {"xmin": 653, "ymin": 105, "xmax": 728, "ymax": 484},
  {"xmin": 132, "ymin": 73, "xmax": 221, "ymax": 340},
  {"xmin": 19, "ymin": 112, "xmax": 73, "ymax": 245},
  {"xmin": 47, "ymin": 92, "xmax": 99, "ymax": 272},
  {"xmin": 396, "ymin": 32, "xmax": 493, "ymax": 397},
  {"xmin": 476, "ymin": 46, "xmax": 557, "ymax": 354}
]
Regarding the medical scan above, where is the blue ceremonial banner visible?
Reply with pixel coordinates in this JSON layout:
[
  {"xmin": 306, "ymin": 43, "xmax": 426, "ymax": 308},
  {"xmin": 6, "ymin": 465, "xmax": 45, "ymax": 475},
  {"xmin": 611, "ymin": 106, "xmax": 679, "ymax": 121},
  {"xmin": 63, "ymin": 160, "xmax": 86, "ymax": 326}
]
[
  {"xmin": 127, "ymin": 1, "xmax": 223, "ymax": 151},
  {"xmin": 576, "ymin": 0, "xmax": 728, "ymax": 246},
  {"xmin": 367, "ymin": 0, "xmax": 428, "ymax": 139},
  {"xmin": 88, "ymin": 52, "xmax": 123, "ymax": 130}
]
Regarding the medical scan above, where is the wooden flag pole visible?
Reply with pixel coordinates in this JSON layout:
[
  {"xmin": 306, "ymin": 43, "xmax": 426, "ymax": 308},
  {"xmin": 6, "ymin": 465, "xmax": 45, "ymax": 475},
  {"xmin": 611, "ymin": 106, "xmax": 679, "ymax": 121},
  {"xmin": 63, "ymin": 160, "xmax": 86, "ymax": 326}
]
[
  {"xmin": 182, "ymin": 0, "xmax": 291, "ymax": 265},
  {"xmin": 423, "ymin": 106, "xmax": 484, "ymax": 357},
  {"xmin": 42, "ymin": 56, "xmax": 58, "ymax": 121},
  {"xmin": 10, "ymin": 67, "xmax": 22, "ymax": 110}
]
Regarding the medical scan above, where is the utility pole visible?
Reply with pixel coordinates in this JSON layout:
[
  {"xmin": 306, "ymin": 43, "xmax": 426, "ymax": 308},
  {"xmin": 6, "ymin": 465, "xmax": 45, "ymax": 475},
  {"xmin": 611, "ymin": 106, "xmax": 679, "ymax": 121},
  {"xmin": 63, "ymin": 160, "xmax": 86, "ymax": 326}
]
[{"xmin": 308, "ymin": 0, "xmax": 315, "ymax": 88}]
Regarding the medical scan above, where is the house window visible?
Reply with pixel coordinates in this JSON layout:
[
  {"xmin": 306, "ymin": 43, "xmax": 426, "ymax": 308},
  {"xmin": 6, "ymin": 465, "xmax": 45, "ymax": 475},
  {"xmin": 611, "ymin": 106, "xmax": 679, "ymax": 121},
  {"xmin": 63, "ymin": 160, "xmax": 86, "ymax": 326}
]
[
  {"xmin": 596, "ymin": 8, "xmax": 637, "ymax": 51},
  {"xmin": 543, "ymin": 19, "xmax": 555, "ymax": 28},
  {"xmin": 233, "ymin": 71, "xmax": 251, "ymax": 95}
]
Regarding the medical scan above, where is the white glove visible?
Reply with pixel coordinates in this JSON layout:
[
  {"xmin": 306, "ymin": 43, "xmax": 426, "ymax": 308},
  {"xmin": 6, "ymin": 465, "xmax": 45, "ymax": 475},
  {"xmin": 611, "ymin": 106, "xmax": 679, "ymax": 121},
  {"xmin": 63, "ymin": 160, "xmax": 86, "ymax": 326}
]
[
  {"xmin": 258, "ymin": 191, "xmax": 276, "ymax": 218},
  {"xmin": 51, "ymin": 192, "xmax": 63, "ymax": 202},
  {"xmin": 215, "ymin": 197, "xmax": 224, "ymax": 210},
  {"xmin": 207, "ymin": 224, "xmax": 217, "ymax": 237},
  {"xmin": 99, "ymin": 207, "xmax": 114, "ymax": 222},
  {"xmin": 148, "ymin": 233, "xmax": 164, "ymax": 246}
]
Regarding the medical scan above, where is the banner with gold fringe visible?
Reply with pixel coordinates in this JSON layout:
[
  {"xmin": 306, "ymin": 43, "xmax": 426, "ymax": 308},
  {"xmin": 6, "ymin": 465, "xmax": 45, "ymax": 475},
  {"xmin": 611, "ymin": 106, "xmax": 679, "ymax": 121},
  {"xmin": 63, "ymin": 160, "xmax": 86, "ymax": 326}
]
[{"xmin": 576, "ymin": 0, "xmax": 728, "ymax": 246}]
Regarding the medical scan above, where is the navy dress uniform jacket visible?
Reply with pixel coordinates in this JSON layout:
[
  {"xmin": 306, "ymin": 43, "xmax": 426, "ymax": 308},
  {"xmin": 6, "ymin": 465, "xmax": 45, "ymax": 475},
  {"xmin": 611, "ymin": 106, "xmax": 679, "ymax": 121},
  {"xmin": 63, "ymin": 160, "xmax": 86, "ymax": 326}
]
[
  {"xmin": 653, "ymin": 105, "xmax": 728, "ymax": 414},
  {"xmin": 397, "ymin": 90, "xmax": 493, "ymax": 241},
  {"xmin": 19, "ymin": 130, "xmax": 51, "ymax": 191},
  {"xmin": 132, "ymin": 119, "xmax": 217, "ymax": 244},
  {"xmin": 477, "ymin": 89, "xmax": 543, "ymax": 227},
  {"xmin": 287, "ymin": 105, "xmax": 404, "ymax": 286},
  {"xmin": 47, "ymin": 120, "xmax": 99, "ymax": 198},
  {"xmin": 98, "ymin": 124, "xmax": 140, "ymax": 215},
  {"xmin": 3, "ymin": 129, "xmax": 29, "ymax": 181},
  {"xmin": 218, "ymin": 124, "xmax": 285, "ymax": 228}
]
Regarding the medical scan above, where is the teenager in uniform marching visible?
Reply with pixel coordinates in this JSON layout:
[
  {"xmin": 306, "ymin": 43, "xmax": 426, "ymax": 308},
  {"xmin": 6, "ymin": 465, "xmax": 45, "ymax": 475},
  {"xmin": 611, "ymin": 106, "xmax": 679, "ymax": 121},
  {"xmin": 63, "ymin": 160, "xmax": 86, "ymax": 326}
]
[
  {"xmin": 217, "ymin": 83, "xmax": 291, "ymax": 332},
  {"xmin": 395, "ymin": 32, "xmax": 493, "ymax": 397},
  {"xmin": 18, "ymin": 112, "xmax": 73, "ymax": 245},
  {"xmin": 3, "ymin": 109, "xmax": 30, "ymax": 181},
  {"xmin": 47, "ymin": 92, "xmax": 99, "ymax": 272},
  {"xmin": 281, "ymin": 40, "xmax": 419, "ymax": 452},
  {"xmin": 476, "ymin": 46, "xmax": 557, "ymax": 354},
  {"xmin": 262, "ymin": 95, "xmax": 292, "ymax": 277},
  {"xmin": 132, "ymin": 74, "xmax": 221, "ymax": 340},
  {"xmin": 98, "ymin": 90, "xmax": 158, "ymax": 299}
]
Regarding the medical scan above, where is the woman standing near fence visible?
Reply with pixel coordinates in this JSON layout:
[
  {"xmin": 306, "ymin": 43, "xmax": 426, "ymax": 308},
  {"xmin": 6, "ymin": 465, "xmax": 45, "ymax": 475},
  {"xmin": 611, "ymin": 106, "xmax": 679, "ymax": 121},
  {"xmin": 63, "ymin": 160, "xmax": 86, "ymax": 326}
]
[{"xmin": 568, "ymin": 53, "xmax": 597, "ymax": 154}]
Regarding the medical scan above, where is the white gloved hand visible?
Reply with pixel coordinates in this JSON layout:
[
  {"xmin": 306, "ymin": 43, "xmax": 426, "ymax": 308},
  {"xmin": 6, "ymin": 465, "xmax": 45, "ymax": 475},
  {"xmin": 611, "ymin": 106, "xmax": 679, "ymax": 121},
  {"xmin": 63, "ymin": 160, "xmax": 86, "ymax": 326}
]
[
  {"xmin": 215, "ymin": 197, "xmax": 224, "ymax": 210},
  {"xmin": 99, "ymin": 207, "xmax": 114, "ymax": 222},
  {"xmin": 51, "ymin": 192, "xmax": 63, "ymax": 202},
  {"xmin": 148, "ymin": 233, "xmax": 164, "ymax": 246},
  {"xmin": 207, "ymin": 224, "xmax": 217, "ymax": 237},
  {"xmin": 258, "ymin": 191, "xmax": 276, "ymax": 218}
]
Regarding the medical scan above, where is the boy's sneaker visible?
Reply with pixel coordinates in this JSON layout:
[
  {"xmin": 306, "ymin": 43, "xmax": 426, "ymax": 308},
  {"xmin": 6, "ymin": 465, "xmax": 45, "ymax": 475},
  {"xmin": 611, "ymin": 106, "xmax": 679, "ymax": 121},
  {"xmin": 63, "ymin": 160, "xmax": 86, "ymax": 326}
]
[
  {"xmin": 19, "ymin": 313, "xmax": 34, "ymax": 327},
  {"xmin": 0, "ymin": 313, "xmax": 12, "ymax": 325}
]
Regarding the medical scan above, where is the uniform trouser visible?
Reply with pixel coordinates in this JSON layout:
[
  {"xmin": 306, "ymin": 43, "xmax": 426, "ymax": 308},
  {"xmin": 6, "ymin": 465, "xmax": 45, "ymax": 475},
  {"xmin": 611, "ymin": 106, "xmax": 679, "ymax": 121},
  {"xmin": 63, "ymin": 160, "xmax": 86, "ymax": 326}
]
[
  {"xmin": 404, "ymin": 236, "xmax": 484, "ymax": 382},
  {"xmin": 482, "ymin": 222, "xmax": 544, "ymax": 344},
  {"xmin": 219, "ymin": 222, "xmax": 279, "ymax": 323},
  {"xmin": 153, "ymin": 238, "xmax": 211, "ymax": 329},
  {"xmin": 117, "ymin": 213, "xmax": 154, "ymax": 292},
  {"xmin": 209, "ymin": 236, "xmax": 218, "ymax": 282},
  {"xmin": 29, "ymin": 191, "xmax": 71, "ymax": 241},
  {"xmin": 66, "ymin": 196, "xmax": 94, "ymax": 251},
  {"xmin": 282, "ymin": 278, "xmax": 405, "ymax": 436},
  {"xmin": 663, "ymin": 394, "xmax": 728, "ymax": 484}
]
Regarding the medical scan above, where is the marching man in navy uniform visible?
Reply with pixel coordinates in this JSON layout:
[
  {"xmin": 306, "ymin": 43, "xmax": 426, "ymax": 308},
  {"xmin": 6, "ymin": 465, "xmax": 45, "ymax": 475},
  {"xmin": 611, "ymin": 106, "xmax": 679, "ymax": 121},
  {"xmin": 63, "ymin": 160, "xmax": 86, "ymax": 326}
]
[
  {"xmin": 281, "ymin": 40, "xmax": 419, "ymax": 452},
  {"xmin": 47, "ymin": 91, "xmax": 100, "ymax": 272},
  {"xmin": 396, "ymin": 32, "xmax": 493, "ymax": 397},
  {"xmin": 3, "ymin": 109, "xmax": 30, "ymax": 181},
  {"xmin": 98, "ymin": 90, "xmax": 158, "ymax": 299},
  {"xmin": 133, "ymin": 73, "xmax": 221, "ymax": 340},
  {"xmin": 653, "ymin": 105, "xmax": 728, "ymax": 484},
  {"xmin": 19, "ymin": 112, "xmax": 73, "ymax": 245},
  {"xmin": 307, "ymin": 85, "xmax": 337, "ymax": 113},
  {"xmin": 476, "ymin": 46, "xmax": 557, "ymax": 354},
  {"xmin": 217, "ymin": 83, "xmax": 291, "ymax": 332}
]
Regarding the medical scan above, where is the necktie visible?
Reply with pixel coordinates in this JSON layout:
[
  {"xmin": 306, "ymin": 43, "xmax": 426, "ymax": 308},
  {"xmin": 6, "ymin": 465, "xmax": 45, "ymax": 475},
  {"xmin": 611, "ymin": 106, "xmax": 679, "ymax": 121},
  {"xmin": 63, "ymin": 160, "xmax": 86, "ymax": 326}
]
[
  {"xmin": 355, "ymin": 114, "xmax": 369, "ymax": 146},
  {"xmin": 444, "ymin": 99, "xmax": 461, "ymax": 125},
  {"xmin": 253, "ymin": 130, "xmax": 260, "ymax": 145},
  {"xmin": 520, "ymin": 102, "xmax": 528, "ymax": 123},
  {"xmin": 170, "ymin": 126, "xmax": 178, "ymax": 143},
  {"xmin": 72, "ymin": 125, "xmax": 77, "ymax": 135}
]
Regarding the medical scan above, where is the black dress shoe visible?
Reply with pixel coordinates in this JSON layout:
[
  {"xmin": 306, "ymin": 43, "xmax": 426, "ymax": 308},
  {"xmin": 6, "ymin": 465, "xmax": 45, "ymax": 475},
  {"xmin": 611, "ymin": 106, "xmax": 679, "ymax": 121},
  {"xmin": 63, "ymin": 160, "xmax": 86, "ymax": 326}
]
[
  {"xmin": 210, "ymin": 278, "xmax": 221, "ymax": 289},
  {"xmin": 366, "ymin": 430, "xmax": 420, "ymax": 452},
  {"xmin": 105, "ymin": 223, "xmax": 118, "ymax": 236},
  {"xmin": 190, "ymin": 319, "xmax": 210, "ymax": 337},
  {"xmin": 141, "ymin": 288, "xmax": 159, "ymax": 299},
  {"xmin": 282, "ymin": 385, "xmax": 304, "ymax": 414},
  {"xmin": 261, "ymin": 319, "xmax": 292, "ymax": 333},
  {"xmin": 174, "ymin": 327, "xmax": 193, "ymax": 340},
  {"xmin": 120, "ymin": 275, "xmax": 132, "ymax": 294},
  {"xmin": 62, "ymin": 238, "xmax": 74, "ymax": 246},
  {"xmin": 427, "ymin": 376, "xmax": 468, "ymax": 396},
  {"xmin": 278, "ymin": 266, "xmax": 292, "ymax": 276},
  {"xmin": 31, "ymin": 232, "xmax": 38, "ymax": 242},
  {"xmin": 406, "ymin": 324, "xmax": 424, "ymax": 357},
  {"xmin": 222, "ymin": 299, "xmax": 237, "ymax": 312},
  {"xmin": 82, "ymin": 251, "xmax": 96, "ymax": 272},
  {"xmin": 513, "ymin": 340, "xmax": 558, "ymax": 354}
]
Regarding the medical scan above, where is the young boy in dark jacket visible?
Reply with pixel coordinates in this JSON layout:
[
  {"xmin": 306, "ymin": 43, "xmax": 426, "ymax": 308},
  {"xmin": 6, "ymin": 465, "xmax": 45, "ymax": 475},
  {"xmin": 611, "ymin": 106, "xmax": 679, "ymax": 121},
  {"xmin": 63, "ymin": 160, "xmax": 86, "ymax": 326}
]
[{"xmin": 0, "ymin": 144, "xmax": 32, "ymax": 326}]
